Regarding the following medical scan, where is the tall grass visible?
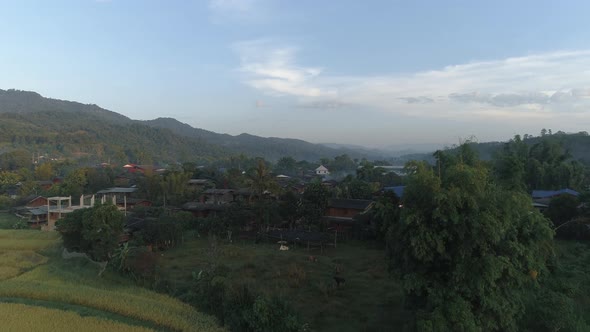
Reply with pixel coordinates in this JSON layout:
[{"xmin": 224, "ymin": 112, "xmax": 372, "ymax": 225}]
[
  {"xmin": 0, "ymin": 213, "xmax": 21, "ymax": 229},
  {"xmin": 0, "ymin": 265, "xmax": 225, "ymax": 332},
  {"xmin": 0, "ymin": 303, "xmax": 154, "ymax": 332},
  {"xmin": 0, "ymin": 229, "xmax": 60, "ymax": 251},
  {"xmin": 0, "ymin": 250, "xmax": 48, "ymax": 280},
  {"xmin": 157, "ymin": 238, "xmax": 407, "ymax": 332},
  {"xmin": 0, "ymin": 229, "xmax": 225, "ymax": 331}
]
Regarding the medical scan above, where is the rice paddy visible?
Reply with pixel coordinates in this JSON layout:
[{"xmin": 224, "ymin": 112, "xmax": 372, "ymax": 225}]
[
  {"xmin": 0, "ymin": 303, "xmax": 155, "ymax": 332},
  {"xmin": 0, "ymin": 229, "xmax": 225, "ymax": 332}
]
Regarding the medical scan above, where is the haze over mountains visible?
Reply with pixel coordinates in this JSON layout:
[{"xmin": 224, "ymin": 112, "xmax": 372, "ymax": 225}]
[
  {"xmin": 1, "ymin": 89, "xmax": 589, "ymax": 166},
  {"xmin": 0, "ymin": 89, "xmax": 394, "ymax": 163}
]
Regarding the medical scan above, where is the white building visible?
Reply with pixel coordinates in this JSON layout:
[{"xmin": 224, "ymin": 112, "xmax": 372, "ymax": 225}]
[{"xmin": 315, "ymin": 165, "xmax": 330, "ymax": 176}]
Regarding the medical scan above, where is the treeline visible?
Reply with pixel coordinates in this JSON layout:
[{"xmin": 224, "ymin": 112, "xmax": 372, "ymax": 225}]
[{"xmin": 368, "ymin": 140, "xmax": 590, "ymax": 331}]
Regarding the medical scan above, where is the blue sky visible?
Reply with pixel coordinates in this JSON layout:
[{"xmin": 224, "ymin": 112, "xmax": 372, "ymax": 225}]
[{"xmin": 1, "ymin": 0, "xmax": 590, "ymax": 148}]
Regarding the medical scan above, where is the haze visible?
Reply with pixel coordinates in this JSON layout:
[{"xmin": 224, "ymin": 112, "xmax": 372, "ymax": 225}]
[{"xmin": 1, "ymin": 0, "xmax": 590, "ymax": 147}]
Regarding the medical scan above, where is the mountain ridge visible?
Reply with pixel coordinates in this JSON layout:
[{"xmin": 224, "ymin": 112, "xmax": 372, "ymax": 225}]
[{"xmin": 0, "ymin": 89, "xmax": 384, "ymax": 163}]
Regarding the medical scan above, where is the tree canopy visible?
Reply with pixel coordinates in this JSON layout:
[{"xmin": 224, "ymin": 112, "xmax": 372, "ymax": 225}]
[{"xmin": 386, "ymin": 146, "xmax": 555, "ymax": 331}]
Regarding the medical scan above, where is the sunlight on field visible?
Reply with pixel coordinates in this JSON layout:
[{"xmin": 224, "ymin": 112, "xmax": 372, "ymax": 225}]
[
  {"xmin": 0, "ymin": 303, "xmax": 154, "ymax": 332},
  {"xmin": 0, "ymin": 250, "xmax": 48, "ymax": 280},
  {"xmin": 0, "ymin": 230, "xmax": 57, "ymax": 280},
  {"xmin": 0, "ymin": 265, "xmax": 225, "ymax": 332}
]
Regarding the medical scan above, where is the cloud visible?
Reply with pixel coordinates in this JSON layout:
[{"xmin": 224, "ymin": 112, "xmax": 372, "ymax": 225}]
[
  {"xmin": 234, "ymin": 44, "xmax": 590, "ymax": 120},
  {"xmin": 399, "ymin": 96, "xmax": 434, "ymax": 104},
  {"xmin": 234, "ymin": 40, "xmax": 335, "ymax": 98},
  {"xmin": 296, "ymin": 100, "xmax": 351, "ymax": 109}
]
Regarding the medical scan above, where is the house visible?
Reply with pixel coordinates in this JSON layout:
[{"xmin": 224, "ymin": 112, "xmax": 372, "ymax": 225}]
[
  {"xmin": 36, "ymin": 180, "xmax": 54, "ymax": 191},
  {"xmin": 325, "ymin": 199, "xmax": 374, "ymax": 220},
  {"xmin": 34, "ymin": 177, "xmax": 63, "ymax": 191},
  {"xmin": 188, "ymin": 179, "xmax": 213, "ymax": 189},
  {"xmin": 123, "ymin": 164, "xmax": 145, "ymax": 174},
  {"xmin": 43, "ymin": 196, "xmax": 88, "ymax": 231},
  {"xmin": 531, "ymin": 188, "xmax": 580, "ymax": 205},
  {"xmin": 182, "ymin": 201, "xmax": 227, "ymax": 218},
  {"xmin": 323, "ymin": 198, "xmax": 374, "ymax": 237},
  {"xmin": 202, "ymin": 189, "xmax": 236, "ymax": 204},
  {"xmin": 115, "ymin": 198, "xmax": 152, "ymax": 211},
  {"xmin": 96, "ymin": 187, "xmax": 148, "ymax": 212},
  {"xmin": 25, "ymin": 196, "xmax": 48, "ymax": 207},
  {"xmin": 315, "ymin": 165, "xmax": 329, "ymax": 176}
]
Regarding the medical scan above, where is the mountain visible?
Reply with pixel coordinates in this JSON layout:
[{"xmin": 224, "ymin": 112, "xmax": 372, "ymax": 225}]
[
  {"xmin": 0, "ymin": 89, "xmax": 379, "ymax": 164},
  {"xmin": 142, "ymin": 117, "xmax": 383, "ymax": 161},
  {"xmin": 0, "ymin": 89, "xmax": 131, "ymax": 124}
]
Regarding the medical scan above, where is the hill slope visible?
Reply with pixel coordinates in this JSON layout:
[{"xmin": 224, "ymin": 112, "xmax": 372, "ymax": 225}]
[
  {"xmin": 0, "ymin": 89, "xmax": 378, "ymax": 163},
  {"xmin": 142, "ymin": 117, "xmax": 381, "ymax": 161}
]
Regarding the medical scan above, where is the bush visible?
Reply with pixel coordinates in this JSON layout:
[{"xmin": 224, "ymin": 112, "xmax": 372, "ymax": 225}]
[
  {"xmin": 0, "ymin": 195, "xmax": 13, "ymax": 209},
  {"xmin": 11, "ymin": 219, "xmax": 28, "ymax": 230},
  {"xmin": 522, "ymin": 288, "xmax": 589, "ymax": 331},
  {"xmin": 184, "ymin": 266, "xmax": 305, "ymax": 332}
]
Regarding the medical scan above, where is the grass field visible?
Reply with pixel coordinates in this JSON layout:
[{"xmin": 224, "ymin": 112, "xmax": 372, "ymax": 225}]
[
  {"xmin": 0, "ymin": 212, "xmax": 22, "ymax": 229},
  {"xmin": 157, "ymin": 238, "xmax": 408, "ymax": 332},
  {"xmin": 155, "ymin": 237, "xmax": 590, "ymax": 332},
  {"xmin": 0, "ymin": 229, "xmax": 225, "ymax": 332},
  {"xmin": 0, "ymin": 229, "xmax": 59, "ymax": 280},
  {"xmin": 0, "ymin": 302, "xmax": 154, "ymax": 332}
]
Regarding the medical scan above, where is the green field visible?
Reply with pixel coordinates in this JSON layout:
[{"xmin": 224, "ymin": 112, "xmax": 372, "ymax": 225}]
[
  {"xmin": 0, "ymin": 302, "xmax": 154, "ymax": 332},
  {"xmin": 0, "ymin": 212, "xmax": 22, "ymax": 229},
  {"xmin": 0, "ymin": 229, "xmax": 225, "ymax": 332},
  {"xmin": 156, "ymin": 238, "xmax": 407, "ymax": 332}
]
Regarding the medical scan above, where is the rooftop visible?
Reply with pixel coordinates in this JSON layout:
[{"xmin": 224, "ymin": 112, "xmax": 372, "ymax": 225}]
[
  {"xmin": 531, "ymin": 188, "xmax": 580, "ymax": 199},
  {"xmin": 328, "ymin": 199, "xmax": 373, "ymax": 210},
  {"xmin": 96, "ymin": 187, "xmax": 138, "ymax": 194}
]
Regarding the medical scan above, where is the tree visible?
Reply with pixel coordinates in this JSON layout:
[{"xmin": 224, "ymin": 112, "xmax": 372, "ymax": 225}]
[
  {"xmin": 61, "ymin": 168, "xmax": 88, "ymax": 197},
  {"xmin": 245, "ymin": 159, "xmax": 278, "ymax": 198},
  {"xmin": 387, "ymin": 145, "xmax": 554, "ymax": 331},
  {"xmin": 275, "ymin": 156, "xmax": 297, "ymax": 175},
  {"xmin": 34, "ymin": 162, "xmax": 54, "ymax": 180},
  {"xmin": 0, "ymin": 171, "xmax": 20, "ymax": 186},
  {"xmin": 338, "ymin": 178, "xmax": 373, "ymax": 199},
  {"xmin": 0, "ymin": 150, "xmax": 30, "ymax": 171},
  {"xmin": 56, "ymin": 204, "xmax": 124, "ymax": 261},
  {"xmin": 279, "ymin": 191, "xmax": 300, "ymax": 229},
  {"xmin": 546, "ymin": 194, "xmax": 589, "ymax": 240},
  {"xmin": 371, "ymin": 190, "xmax": 401, "ymax": 242},
  {"xmin": 299, "ymin": 181, "xmax": 330, "ymax": 229}
]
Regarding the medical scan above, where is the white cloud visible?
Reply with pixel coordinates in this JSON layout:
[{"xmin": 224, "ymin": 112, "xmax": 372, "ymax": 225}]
[
  {"xmin": 234, "ymin": 43, "xmax": 590, "ymax": 121},
  {"xmin": 234, "ymin": 40, "xmax": 335, "ymax": 98}
]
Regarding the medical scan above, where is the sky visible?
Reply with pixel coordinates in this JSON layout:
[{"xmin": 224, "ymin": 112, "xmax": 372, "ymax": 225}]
[{"xmin": 1, "ymin": 0, "xmax": 590, "ymax": 149}]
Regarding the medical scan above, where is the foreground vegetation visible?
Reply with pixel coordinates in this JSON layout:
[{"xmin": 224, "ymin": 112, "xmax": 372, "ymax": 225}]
[
  {"xmin": 0, "ymin": 303, "xmax": 154, "ymax": 332},
  {"xmin": 0, "ymin": 229, "xmax": 225, "ymax": 332},
  {"xmin": 154, "ymin": 237, "xmax": 407, "ymax": 332}
]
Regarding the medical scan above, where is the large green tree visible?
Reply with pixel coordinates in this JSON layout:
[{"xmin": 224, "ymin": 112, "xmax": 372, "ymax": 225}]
[
  {"xmin": 388, "ymin": 149, "xmax": 554, "ymax": 331},
  {"xmin": 56, "ymin": 204, "xmax": 125, "ymax": 261},
  {"xmin": 494, "ymin": 136, "xmax": 586, "ymax": 191}
]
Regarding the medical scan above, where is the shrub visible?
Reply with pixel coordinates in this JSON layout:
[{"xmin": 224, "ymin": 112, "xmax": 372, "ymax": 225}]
[
  {"xmin": 184, "ymin": 266, "xmax": 305, "ymax": 332},
  {"xmin": 11, "ymin": 219, "xmax": 28, "ymax": 230},
  {"xmin": 522, "ymin": 288, "xmax": 589, "ymax": 331}
]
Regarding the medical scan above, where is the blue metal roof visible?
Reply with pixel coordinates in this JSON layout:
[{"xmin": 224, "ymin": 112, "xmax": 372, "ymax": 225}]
[
  {"xmin": 383, "ymin": 186, "xmax": 405, "ymax": 198},
  {"xmin": 531, "ymin": 188, "xmax": 580, "ymax": 199}
]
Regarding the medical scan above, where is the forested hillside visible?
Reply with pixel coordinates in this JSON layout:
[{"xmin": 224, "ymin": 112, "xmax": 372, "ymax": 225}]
[
  {"xmin": 142, "ymin": 117, "xmax": 379, "ymax": 161},
  {"xmin": 0, "ymin": 89, "xmax": 374, "ymax": 165}
]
